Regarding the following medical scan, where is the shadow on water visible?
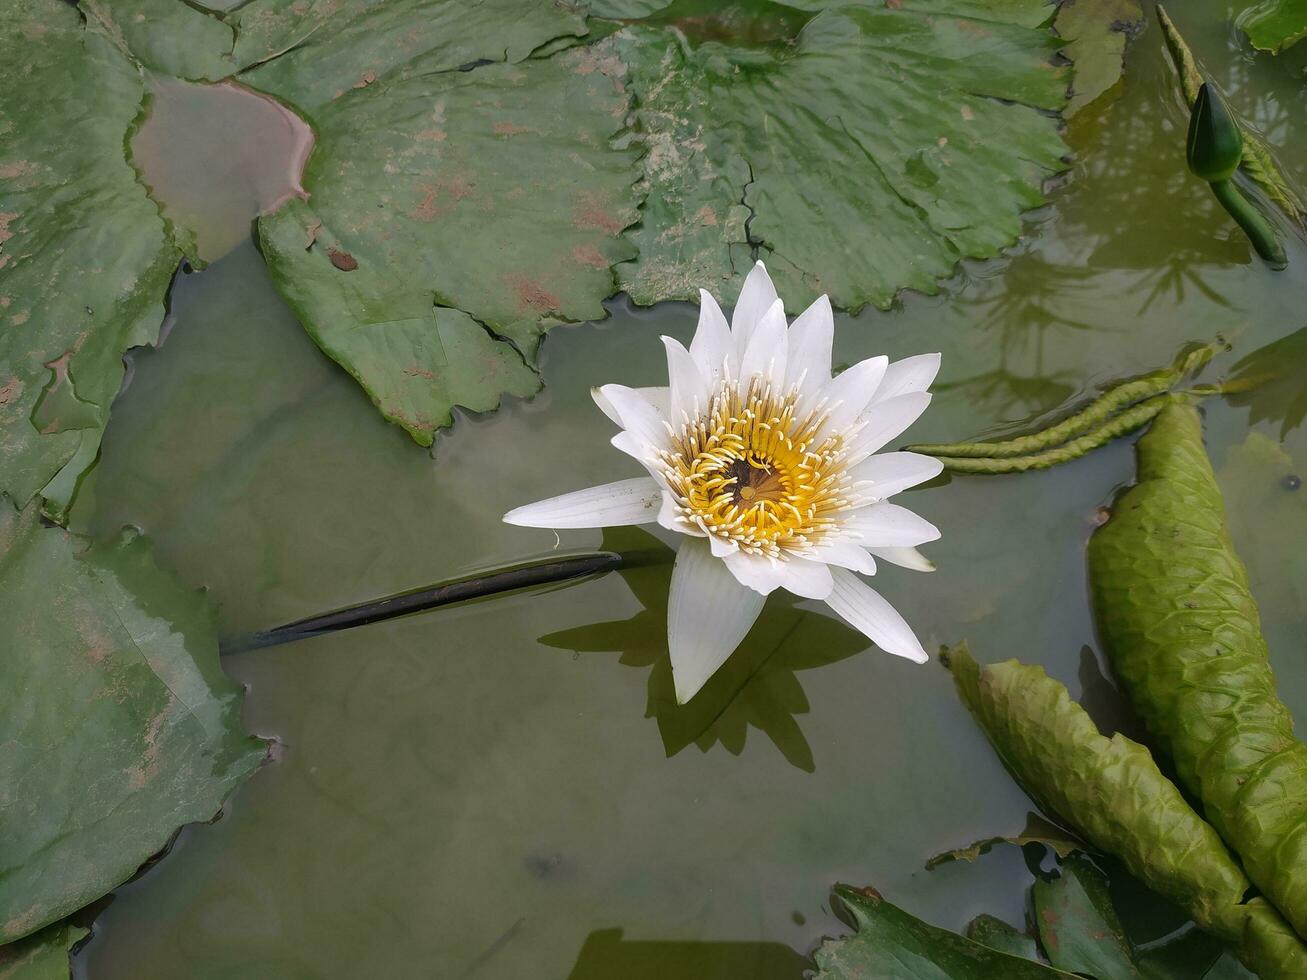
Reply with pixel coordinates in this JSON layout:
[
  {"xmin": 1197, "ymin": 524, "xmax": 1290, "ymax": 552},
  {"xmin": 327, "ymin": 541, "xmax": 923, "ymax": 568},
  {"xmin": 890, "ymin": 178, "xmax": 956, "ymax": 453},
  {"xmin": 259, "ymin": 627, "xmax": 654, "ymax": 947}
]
[
  {"xmin": 538, "ymin": 528, "xmax": 866, "ymax": 772},
  {"xmin": 564, "ymin": 928, "xmax": 808, "ymax": 980},
  {"xmin": 1224, "ymin": 324, "xmax": 1307, "ymax": 438}
]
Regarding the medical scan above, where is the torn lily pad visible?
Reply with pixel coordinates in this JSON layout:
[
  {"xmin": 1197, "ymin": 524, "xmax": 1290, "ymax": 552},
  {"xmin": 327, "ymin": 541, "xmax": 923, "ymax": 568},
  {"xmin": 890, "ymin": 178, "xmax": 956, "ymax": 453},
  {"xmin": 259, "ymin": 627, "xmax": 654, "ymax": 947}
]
[
  {"xmin": 0, "ymin": 500, "xmax": 266, "ymax": 942},
  {"xmin": 0, "ymin": 0, "xmax": 183, "ymax": 512},
  {"xmin": 613, "ymin": 0, "xmax": 1070, "ymax": 311}
]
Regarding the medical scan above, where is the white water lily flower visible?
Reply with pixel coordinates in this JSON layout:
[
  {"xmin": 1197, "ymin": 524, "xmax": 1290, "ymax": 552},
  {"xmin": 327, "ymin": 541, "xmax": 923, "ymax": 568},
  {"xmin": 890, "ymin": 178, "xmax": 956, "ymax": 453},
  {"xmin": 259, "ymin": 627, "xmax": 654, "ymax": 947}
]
[{"xmin": 505, "ymin": 262, "xmax": 943, "ymax": 703}]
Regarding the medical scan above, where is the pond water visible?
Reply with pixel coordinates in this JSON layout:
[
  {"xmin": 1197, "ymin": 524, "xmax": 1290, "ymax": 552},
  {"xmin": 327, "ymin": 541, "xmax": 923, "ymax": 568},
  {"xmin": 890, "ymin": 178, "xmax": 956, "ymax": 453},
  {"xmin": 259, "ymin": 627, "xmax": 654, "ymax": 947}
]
[{"xmin": 68, "ymin": 2, "xmax": 1307, "ymax": 976}]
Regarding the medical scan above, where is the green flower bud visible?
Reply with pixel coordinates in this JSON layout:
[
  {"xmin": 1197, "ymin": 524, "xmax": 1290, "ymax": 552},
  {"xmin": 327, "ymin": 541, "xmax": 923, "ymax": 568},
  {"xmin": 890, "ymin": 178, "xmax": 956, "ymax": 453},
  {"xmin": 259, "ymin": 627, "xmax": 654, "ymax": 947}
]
[{"xmin": 1187, "ymin": 82, "xmax": 1242, "ymax": 182}]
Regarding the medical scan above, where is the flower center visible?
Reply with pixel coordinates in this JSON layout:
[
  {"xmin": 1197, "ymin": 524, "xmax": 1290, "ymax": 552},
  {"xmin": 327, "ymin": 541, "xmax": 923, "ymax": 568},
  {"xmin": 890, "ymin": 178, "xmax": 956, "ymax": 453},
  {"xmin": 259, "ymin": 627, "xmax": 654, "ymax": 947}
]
[{"xmin": 657, "ymin": 378, "xmax": 856, "ymax": 558}]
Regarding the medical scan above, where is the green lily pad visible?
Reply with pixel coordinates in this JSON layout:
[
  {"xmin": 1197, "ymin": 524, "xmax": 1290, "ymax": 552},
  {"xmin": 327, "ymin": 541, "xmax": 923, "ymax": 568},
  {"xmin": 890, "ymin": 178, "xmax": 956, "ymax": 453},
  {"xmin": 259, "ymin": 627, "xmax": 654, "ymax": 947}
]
[
  {"xmin": 1033, "ymin": 855, "xmax": 1142, "ymax": 978},
  {"xmin": 812, "ymin": 885, "xmax": 1075, "ymax": 978},
  {"xmin": 965, "ymin": 914, "xmax": 1042, "ymax": 962},
  {"xmin": 0, "ymin": 922, "xmax": 88, "ymax": 980},
  {"xmin": 0, "ymin": 0, "xmax": 183, "ymax": 513},
  {"xmin": 1056, "ymin": 0, "xmax": 1144, "ymax": 117},
  {"xmin": 615, "ymin": 0, "xmax": 1070, "ymax": 312},
  {"xmin": 254, "ymin": 37, "xmax": 639, "ymax": 445},
  {"xmin": 80, "ymin": 0, "xmax": 235, "ymax": 82},
  {"xmin": 1237, "ymin": 0, "xmax": 1307, "ymax": 53},
  {"xmin": 0, "ymin": 500, "xmax": 267, "ymax": 942}
]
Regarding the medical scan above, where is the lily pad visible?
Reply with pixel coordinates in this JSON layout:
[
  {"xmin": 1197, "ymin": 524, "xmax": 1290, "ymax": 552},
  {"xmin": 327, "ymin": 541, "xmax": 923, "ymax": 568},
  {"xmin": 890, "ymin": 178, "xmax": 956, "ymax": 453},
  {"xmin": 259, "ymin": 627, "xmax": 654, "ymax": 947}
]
[
  {"xmin": 966, "ymin": 914, "xmax": 1042, "ymax": 961},
  {"xmin": 255, "ymin": 39, "xmax": 639, "ymax": 444},
  {"xmin": 1055, "ymin": 0, "xmax": 1144, "ymax": 117},
  {"xmin": 1237, "ymin": 0, "xmax": 1307, "ymax": 53},
  {"xmin": 0, "ymin": 922, "xmax": 87, "ymax": 980},
  {"xmin": 0, "ymin": 500, "xmax": 267, "ymax": 942},
  {"xmin": 80, "ymin": 0, "xmax": 235, "ymax": 82},
  {"xmin": 614, "ymin": 0, "xmax": 1071, "ymax": 312},
  {"xmin": 0, "ymin": 0, "xmax": 183, "ymax": 512},
  {"xmin": 1033, "ymin": 855, "xmax": 1142, "ymax": 978},
  {"xmin": 812, "ymin": 884, "xmax": 1075, "ymax": 979}
]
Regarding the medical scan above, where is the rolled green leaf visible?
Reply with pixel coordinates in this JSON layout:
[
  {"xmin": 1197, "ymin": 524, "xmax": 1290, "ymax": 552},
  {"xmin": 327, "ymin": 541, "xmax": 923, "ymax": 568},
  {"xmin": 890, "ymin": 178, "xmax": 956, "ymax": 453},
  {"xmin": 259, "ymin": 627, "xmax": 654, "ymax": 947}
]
[
  {"xmin": 1089, "ymin": 402, "xmax": 1307, "ymax": 944},
  {"xmin": 928, "ymin": 393, "xmax": 1176, "ymax": 474},
  {"xmin": 948, "ymin": 645, "xmax": 1307, "ymax": 979}
]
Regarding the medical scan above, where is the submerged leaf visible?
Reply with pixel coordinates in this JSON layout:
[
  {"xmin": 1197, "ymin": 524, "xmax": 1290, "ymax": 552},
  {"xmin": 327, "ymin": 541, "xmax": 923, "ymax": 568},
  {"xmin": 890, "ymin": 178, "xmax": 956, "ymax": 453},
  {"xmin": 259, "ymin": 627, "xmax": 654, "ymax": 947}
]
[
  {"xmin": 1223, "ymin": 326, "xmax": 1307, "ymax": 438},
  {"xmin": 1088, "ymin": 402, "xmax": 1307, "ymax": 945},
  {"xmin": 927, "ymin": 813, "xmax": 1084, "ymax": 869},
  {"xmin": 1056, "ymin": 0, "xmax": 1145, "ymax": 118},
  {"xmin": 0, "ymin": 501, "xmax": 267, "ymax": 942},
  {"xmin": 614, "ymin": 0, "xmax": 1070, "ymax": 311},
  {"xmin": 812, "ymin": 885, "xmax": 1076, "ymax": 979},
  {"xmin": 0, "ymin": 0, "xmax": 183, "ymax": 512}
]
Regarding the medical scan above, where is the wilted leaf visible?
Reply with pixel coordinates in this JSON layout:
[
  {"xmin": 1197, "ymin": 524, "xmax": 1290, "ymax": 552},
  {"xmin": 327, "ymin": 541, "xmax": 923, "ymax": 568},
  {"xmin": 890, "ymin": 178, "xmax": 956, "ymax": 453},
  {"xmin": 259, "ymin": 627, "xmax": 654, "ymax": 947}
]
[
  {"xmin": 1033, "ymin": 855, "xmax": 1142, "ymax": 977},
  {"xmin": 0, "ymin": 500, "xmax": 267, "ymax": 942},
  {"xmin": 1056, "ymin": 0, "xmax": 1145, "ymax": 117},
  {"xmin": 948, "ymin": 644, "xmax": 1307, "ymax": 978},
  {"xmin": 0, "ymin": 922, "xmax": 87, "ymax": 980},
  {"xmin": 1088, "ymin": 402, "xmax": 1307, "ymax": 947},
  {"xmin": 615, "ymin": 0, "xmax": 1070, "ymax": 312},
  {"xmin": 927, "ymin": 813, "xmax": 1084, "ymax": 869},
  {"xmin": 811, "ymin": 885, "xmax": 1076, "ymax": 979},
  {"xmin": 1237, "ymin": 0, "xmax": 1307, "ymax": 53},
  {"xmin": 1156, "ymin": 5, "xmax": 1304, "ymax": 220},
  {"xmin": 0, "ymin": 0, "xmax": 183, "ymax": 513}
]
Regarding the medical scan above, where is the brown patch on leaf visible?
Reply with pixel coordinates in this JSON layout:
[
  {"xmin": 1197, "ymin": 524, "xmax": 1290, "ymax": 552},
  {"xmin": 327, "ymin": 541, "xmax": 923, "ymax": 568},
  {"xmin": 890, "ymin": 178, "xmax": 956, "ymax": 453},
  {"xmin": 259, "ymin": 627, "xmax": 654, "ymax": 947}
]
[
  {"xmin": 692, "ymin": 205, "xmax": 719, "ymax": 227},
  {"xmin": 0, "ymin": 161, "xmax": 34, "ymax": 179},
  {"xmin": 408, "ymin": 176, "xmax": 474, "ymax": 221},
  {"xmin": 403, "ymin": 366, "xmax": 436, "ymax": 380},
  {"xmin": 353, "ymin": 70, "xmax": 378, "ymax": 89},
  {"xmin": 571, "ymin": 244, "xmax": 610, "ymax": 269},
  {"xmin": 572, "ymin": 191, "xmax": 627, "ymax": 234},
  {"xmin": 9, "ymin": 310, "xmax": 28, "ymax": 326},
  {"xmin": 493, "ymin": 122, "xmax": 532, "ymax": 137},
  {"xmin": 503, "ymin": 272, "xmax": 561, "ymax": 314},
  {"xmin": 416, "ymin": 128, "xmax": 447, "ymax": 141},
  {"xmin": 0, "ymin": 378, "xmax": 19, "ymax": 406},
  {"xmin": 0, "ymin": 211, "xmax": 18, "ymax": 246},
  {"xmin": 327, "ymin": 248, "xmax": 358, "ymax": 271},
  {"xmin": 304, "ymin": 220, "xmax": 322, "ymax": 250}
]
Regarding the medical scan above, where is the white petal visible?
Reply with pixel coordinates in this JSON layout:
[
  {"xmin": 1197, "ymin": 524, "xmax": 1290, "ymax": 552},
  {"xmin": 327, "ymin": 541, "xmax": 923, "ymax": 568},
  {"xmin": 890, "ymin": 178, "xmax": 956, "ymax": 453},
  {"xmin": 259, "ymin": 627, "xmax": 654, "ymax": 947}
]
[
  {"xmin": 592, "ymin": 385, "xmax": 669, "ymax": 426},
  {"xmin": 849, "ymin": 451, "xmax": 944, "ymax": 500},
  {"xmin": 504, "ymin": 477, "xmax": 663, "ymax": 528},
  {"xmin": 657, "ymin": 494, "xmax": 705, "ymax": 536},
  {"xmin": 738, "ymin": 298, "xmax": 788, "ymax": 388},
  {"xmin": 873, "ymin": 353, "xmax": 941, "ymax": 403},
  {"xmin": 597, "ymin": 383, "xmax": 668, "ymax": 451},
  {"xmin": 690, "ymin": 289, "xmax": 734, "ymax": 388},
  {"xmin": 845, "ymin": 502, "xmax": 941, "ymax": 548},
  {"xmin": 708, "ymin": 533, "xmax": 739, "ymax": 558},
  {"xmin": 611, "ymin": 430, "xmax": 659, "ymax": 467},
  {"xmin": 785, "ymin": 294, "xmax": 833, "ymax": 391},
  {"xmin": 778, "ymin": 557, "xmax": 834, "ymax": 600},
  {"xmin": 731, "ymin": 260, "xmax": 779, "ymax": 354},
  {"xmin": 825, "ymin": 567, "xmax": 928, "ymax": 663},
  {"xmin": 661, "ymin": 336, "xmax": 706, "ymax": 425},
  {"xmin": 817, "ymin": 356, "xmax": 888, "ymax": 434},
  {"xmin": 668, "ymin": 537, "xmax": 766, "ymax": 703},
  {"xmin": 868, "ymin": 546, "xmax": 935, "ymax": 572},
  {"xmin": 812, "ymin": 538, "xmax": 878, "ymax": 575},
  {"xmin": 846, "ymin": 392, "xmax": 933, "ymax": 465},
  {"xmin": 722, "ymin": 549, "xmax": 787, "ymax": 595}
]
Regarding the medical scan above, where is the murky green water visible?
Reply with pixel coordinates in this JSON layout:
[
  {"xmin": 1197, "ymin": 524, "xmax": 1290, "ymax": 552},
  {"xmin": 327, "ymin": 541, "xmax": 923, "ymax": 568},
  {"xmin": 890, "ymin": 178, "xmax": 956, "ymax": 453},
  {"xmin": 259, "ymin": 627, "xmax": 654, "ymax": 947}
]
[{"xmin": 69, "ymin": 3, "xmax": 1307, "ymax": 976}]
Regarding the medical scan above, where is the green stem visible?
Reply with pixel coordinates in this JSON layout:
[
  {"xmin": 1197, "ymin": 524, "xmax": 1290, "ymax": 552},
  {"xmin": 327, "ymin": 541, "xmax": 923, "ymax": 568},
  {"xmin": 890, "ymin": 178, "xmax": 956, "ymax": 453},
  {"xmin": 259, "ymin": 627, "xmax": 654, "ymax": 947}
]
[{"xmin": 1210, "ymin": 178, "xmax": 1287, "ymax": 269}]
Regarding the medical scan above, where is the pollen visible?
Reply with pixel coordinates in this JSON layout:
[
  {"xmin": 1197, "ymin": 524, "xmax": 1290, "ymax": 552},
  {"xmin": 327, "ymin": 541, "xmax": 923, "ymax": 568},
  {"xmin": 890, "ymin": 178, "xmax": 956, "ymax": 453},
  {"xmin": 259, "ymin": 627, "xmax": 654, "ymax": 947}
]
[{"xmin": 657, "ymin": 377, "xmax": 857, "ymax": 558}]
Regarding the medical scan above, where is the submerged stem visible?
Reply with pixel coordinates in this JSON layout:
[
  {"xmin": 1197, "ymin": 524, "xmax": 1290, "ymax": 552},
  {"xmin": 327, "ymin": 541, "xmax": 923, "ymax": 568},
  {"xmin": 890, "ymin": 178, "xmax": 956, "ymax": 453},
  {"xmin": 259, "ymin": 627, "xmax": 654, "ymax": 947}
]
[{"xmin": 1210, "ymin": 178, "xmax": 1287, "ymax": 269}]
